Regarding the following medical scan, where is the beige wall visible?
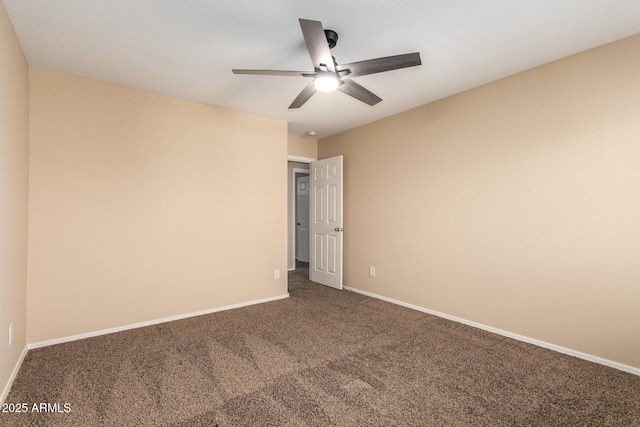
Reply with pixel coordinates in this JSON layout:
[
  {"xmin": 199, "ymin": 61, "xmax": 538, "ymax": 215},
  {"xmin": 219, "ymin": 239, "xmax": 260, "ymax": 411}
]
[
  {"xmin": 0, "ymin": 2, "xmax": 29, "ymax": 401},
  {"xmin": 320, "ymin": 34, "xmax": 640, "ymax": 369},
  {"xmin": 288, "ymin": 134, "xmax": 317, "ymax": 159},
  {"xmin": 28, "ymin": 68, "xmax": 288, "ymax": 343}
]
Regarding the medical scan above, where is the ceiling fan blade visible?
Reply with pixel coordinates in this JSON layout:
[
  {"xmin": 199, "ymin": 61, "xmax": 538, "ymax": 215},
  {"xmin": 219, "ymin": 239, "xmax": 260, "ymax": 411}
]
[
  {"xmin": 299, "ymin": 19, "xmax": 335, "ymax": 72},
  {"xmin": 336, "ymin": 52, "xmax": 421, "ymax": 77},
  {"xmin": 337, "ymin": 78, "xmax": 382, "ymax": 106},
  {"xmin": 232, "ymin": 69, "xmax": 311, "ymax": 77},
  {"xmin": 289, "ymin": 80, "xmax": 318, "ymax": 109}
]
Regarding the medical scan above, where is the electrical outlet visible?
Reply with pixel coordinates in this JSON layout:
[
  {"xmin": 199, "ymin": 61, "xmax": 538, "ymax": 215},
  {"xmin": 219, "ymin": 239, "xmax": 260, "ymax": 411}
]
[
  {"xmin": 274, "ymin": 269, "xmax": 281, "ymax": 279},
  {"xmin": 9, "ymin": 323, "xmax": 13, "ymax": 346},
  {"xmin": 369, "ymin": 266, "xmax": 376, "ymax": 277}
]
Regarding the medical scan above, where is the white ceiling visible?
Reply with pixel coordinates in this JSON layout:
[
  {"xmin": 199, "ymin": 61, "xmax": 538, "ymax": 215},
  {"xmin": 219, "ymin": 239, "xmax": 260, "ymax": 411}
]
[{"xmin": 4, "ymin": 1, "xmax": 640, "ymax": 138}]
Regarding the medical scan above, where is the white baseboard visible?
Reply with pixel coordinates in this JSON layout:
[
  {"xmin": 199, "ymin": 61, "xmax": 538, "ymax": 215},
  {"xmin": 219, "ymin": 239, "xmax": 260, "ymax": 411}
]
[
  {"xmin": 29, "ymin": 293, "xmax": 289, "ymax": 350},
  {"xmin": 344, "ymin": 286, "xmax": 640, "ymax": 377},
  {"xmin": 1, "ymin": 345, "xmax": 29, "ymax": 405}
]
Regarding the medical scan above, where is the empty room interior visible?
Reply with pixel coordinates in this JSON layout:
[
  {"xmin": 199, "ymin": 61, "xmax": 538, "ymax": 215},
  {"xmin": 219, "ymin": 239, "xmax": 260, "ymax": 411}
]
[{"xmin": 1, "ymin": 1, "xmax": 640, "ymax": 425}]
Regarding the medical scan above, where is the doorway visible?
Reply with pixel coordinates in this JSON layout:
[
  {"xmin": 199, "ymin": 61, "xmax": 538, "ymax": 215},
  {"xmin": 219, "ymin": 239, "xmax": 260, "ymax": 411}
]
[
  {"xmin": 295, "ymin": 174, "xmax": 310, "ymax": 264},
  {"xmin": 288, "ymin": 161, "xmax": 311, "ymax": 272},
  {"xmin": 288, "ymin": 155, "xmax": 344, "ymax": 290}
]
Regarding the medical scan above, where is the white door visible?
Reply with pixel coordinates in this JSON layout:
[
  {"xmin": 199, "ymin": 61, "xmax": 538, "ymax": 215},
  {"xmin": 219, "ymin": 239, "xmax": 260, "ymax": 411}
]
[
  {"xmin": 295, "ymin": 175, "xmax": 310, "ymax": 263},
  {"xmin": 310, "ymin": 155, "xmax": 343, "ymax": 290}
]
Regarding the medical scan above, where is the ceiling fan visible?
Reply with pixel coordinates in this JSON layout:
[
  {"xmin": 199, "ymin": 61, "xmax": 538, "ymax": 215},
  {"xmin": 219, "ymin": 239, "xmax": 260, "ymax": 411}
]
[{"xmin": 232, "ymin": 19, "xmax": 422, "ymax": 109}]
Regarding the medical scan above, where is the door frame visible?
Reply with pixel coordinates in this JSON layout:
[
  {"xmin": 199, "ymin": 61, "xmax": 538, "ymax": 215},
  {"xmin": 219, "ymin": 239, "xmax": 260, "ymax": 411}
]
[
  {"xmin": 288, "ymin": 155, "xmax": 315, "ymax": 271},
  {"xmin": 291, "ymin": 167, "xmax": 310, "ymax": 269}
]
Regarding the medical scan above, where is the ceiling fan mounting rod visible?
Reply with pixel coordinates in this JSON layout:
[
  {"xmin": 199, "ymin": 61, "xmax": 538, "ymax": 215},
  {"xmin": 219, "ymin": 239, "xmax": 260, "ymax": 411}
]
[{"xmin": 324, "ymin": 29, "xmax": 338, "ymax": 49}]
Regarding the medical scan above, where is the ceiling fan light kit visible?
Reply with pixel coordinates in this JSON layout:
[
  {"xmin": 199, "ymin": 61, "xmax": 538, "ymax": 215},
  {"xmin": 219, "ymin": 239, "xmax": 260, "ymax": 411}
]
[
  {"xmin": 232, "ymin": 18, "xmax": 421, "ymax": 109},
  {"xmin": 314, "ymin": 71, "xmax": 339, "ymax": 92}
]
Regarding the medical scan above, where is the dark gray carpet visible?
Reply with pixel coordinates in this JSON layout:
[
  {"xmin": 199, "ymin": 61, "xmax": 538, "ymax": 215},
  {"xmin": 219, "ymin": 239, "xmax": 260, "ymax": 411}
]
[{"xmin": 2, "ymin": 266, "xmax": 639, "ymax": 426}]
